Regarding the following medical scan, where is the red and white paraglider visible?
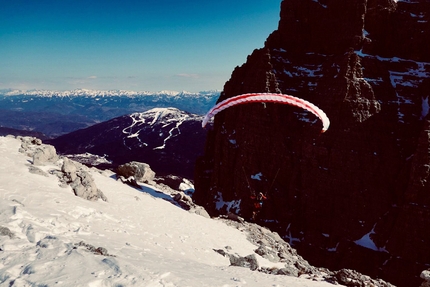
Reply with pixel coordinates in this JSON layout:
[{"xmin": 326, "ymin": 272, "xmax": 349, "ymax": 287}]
[{"xmin": 202, "ymin": 93, "xmax": 330, "ymax": 133}]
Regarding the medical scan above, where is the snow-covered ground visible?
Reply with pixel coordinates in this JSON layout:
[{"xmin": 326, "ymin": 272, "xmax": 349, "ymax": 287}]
[{"xmin": 0, "ymin": 136, "xmax": 341, "ymax": 287}]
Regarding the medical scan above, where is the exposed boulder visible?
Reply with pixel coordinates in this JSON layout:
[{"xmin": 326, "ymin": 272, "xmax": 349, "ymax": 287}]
[
  {"xmin": 173, "ymin": 192, "xmax": 210, "ymax": 219},
  {"xmin": 229, "ymin": 253, "xmax": 260, "ymax": 271},
  {"xmin": 75, "ymin": 241, "xmax": 115, "ymax": 257},
  {"xmin": 173, "ymin": 192, "xmax": 193, "ymax": 210},
  {"xmin": 28, "ymin": 166, "xmax": 49, "ymax": 177},
  {"xmin": 154, "ymin": 175, "xmax": 195, "ymax": 197},
  {"xmin": 16, "ymin": 136, "xmax": 58, "ymax": 166},
  {"xmin": 116, "ymin": 175, "xmax": 142, "ymax": 190},
  {"xmin": 61, "ymin": 158, "xmax": 107, "ymax": 202},
  {"xmin": 154, "ymin": 175, "xmax": 184, "ymax": 189},
  {"xmin": 224, "ymin": 212, "xmax": 245, "ymax": 224},
  {"xmin": 254, "ymin": 245, "xmax": 280, "ymax": 263},
  {"xmin": 62, "ymin": 157, "xmax": 78, "ymax": 178},
  {"xmin": 0, "ymin": 226, "xmax": 15, "ymax": 239},
  {"xmin": 154, "ymin": 175, "xmax": 193, "ymax": 192},
  {"xmin": 116, "ymin": 161, "xmax": 155, "ymax": 184},
  {"xmin": 213, "ymin": 248, "xmax": 259, "ymax": 271},
  {"xmin": 420, "ymin": 269, "xmax": 430, "ymax": 287},
  {"xmin": 18, "ymin": 136, "xmax": 43, "ymax": 156},
  {"xmin": 190, "ymin": 205, "xmax": 211, "ymax": 219},
  {"xmin": 33, "ymin": 144, "xmax": 58, "ymax": 166}
]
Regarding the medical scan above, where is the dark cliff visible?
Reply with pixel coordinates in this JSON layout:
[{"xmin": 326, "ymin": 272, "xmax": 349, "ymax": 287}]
[{"xmin": 194, "ymin": 0, "xmax": 430, "ymax": 286}]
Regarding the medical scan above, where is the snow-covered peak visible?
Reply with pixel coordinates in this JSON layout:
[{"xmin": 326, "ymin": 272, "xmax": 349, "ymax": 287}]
[
  {"xmin": 134, "ymin": 107, "xmax": 197, "ymax": 123},
  {"xmin": 122, "ymin": 108, "xmax": 202, "ymax": 151},
  {"xmin": 156, "ymin": 90, "xmax": 181, "ymax": 96}
]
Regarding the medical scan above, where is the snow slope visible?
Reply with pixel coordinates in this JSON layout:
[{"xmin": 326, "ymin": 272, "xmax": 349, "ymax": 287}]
[{"xmin": 0, "ymin": 136, "xmax": 341, "ymax": 287}]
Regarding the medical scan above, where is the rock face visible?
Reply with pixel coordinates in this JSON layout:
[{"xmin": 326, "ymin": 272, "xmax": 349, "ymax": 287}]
[{"xmin": 194, "ymin": 1, "xmax": 430, "ymax": 286}]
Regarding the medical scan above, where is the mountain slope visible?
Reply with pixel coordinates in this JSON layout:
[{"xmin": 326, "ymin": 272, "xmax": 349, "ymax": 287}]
[
  {"xmin": 0, "ymin": 136, "xmax": 350, "ymax": 287},
  {"xmin": 47, "ymin": 108, "xmax": 208, "ymax": 179}
]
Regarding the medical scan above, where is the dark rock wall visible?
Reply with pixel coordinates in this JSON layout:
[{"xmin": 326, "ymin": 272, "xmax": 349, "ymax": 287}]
[{"xmin": 194, "ymin": 0, "xmax": 430, "ymax": 286}]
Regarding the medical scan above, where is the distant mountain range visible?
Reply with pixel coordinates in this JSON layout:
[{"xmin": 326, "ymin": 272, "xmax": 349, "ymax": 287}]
[
  {"xmin": 0, "ymin": 89, "xmax": 219, "ymax": 137},
  {"xmin": 0, "ymin": 88, "xmax": 220, "ymax": 98}
]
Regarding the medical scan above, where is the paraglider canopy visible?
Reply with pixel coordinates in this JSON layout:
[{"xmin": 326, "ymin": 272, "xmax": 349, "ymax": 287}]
[{"xmin": 202, "ymin": 93, "xmax": 330, "ymax": 133}]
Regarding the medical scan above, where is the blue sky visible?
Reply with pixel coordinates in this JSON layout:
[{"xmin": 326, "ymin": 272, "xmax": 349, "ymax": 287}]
[{"xmin": 0, "ymin": 0, "xmax": 281, "ymax": 92}]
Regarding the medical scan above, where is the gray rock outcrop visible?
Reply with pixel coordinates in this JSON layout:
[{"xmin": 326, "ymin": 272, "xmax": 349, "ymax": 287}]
[
  {"xmin": 18, "ymin": 136, "xmax": 58, "ymax": 165},
  {"xmin": 16, "ymin": 136, "xmax": 107, "ymax": 202},
  {"xmin": 18, "ymin": 136, "xmax": 43, "ymax": 156},
  {"xmin": 173, "ymin": 192, "xmax": 210, "ymax": 218},
  {"xmin": 60, "ymin": 158, "xmax": 107, "ymax": 202},
  {"xmin": 75, "ymin": 241, "xmax": 115, "ymax": 257},
  {"xmin": 116, "ymin": 161, "xmax": 155, "ymax": 184},
  {"xmin": 0, "ymin": 226, "xmax": 15, "ymax": 239},
  {"xmin": 28, "ymin": 166, "xmax": 49, "ymax": 177},
  {"xmin": 33, "ymin": 144, "xmax": 58, "ymax": 166}
]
